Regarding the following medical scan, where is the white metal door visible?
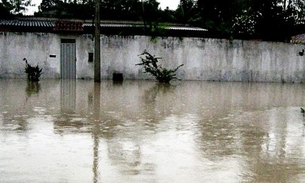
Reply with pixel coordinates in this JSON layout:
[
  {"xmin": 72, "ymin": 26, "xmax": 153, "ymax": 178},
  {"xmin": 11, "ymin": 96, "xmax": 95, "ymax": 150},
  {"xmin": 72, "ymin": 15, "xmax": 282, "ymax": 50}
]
[{"xmin": 60, "ymin": 39, "xmax": 76, "ymax": 79}]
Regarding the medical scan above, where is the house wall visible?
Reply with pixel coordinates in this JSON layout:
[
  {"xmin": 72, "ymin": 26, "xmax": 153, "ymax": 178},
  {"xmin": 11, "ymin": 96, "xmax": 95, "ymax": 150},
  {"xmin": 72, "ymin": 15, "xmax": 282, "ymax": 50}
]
[{"xmin": 0, "ymin": 32, "xmax": 304, "ymax": 83}]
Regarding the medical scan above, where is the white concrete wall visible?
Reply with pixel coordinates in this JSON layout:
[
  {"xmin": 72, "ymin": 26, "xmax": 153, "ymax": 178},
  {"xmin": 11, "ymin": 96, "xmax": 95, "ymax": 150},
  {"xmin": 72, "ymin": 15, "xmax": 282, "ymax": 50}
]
[
  {"xmin": 0, "ymin": 32, "xmax": 304, "ymax": 83},
  {"xmin": 0, "ymin": 32, "xmax": 60, "ymax": 78}
]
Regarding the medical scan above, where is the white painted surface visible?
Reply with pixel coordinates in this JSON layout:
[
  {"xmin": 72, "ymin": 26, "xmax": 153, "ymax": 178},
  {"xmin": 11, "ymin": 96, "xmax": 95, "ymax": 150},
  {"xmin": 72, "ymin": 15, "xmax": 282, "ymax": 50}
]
[{"xmin": 0, "ymin": 32, "xmax": 304, "ymax": 83}]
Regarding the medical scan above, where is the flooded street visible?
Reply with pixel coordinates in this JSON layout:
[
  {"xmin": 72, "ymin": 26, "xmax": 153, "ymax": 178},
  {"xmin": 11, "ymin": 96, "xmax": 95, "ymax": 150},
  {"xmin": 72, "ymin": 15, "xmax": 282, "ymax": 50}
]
[{"xmin": 1, "ymin": 79, "xmax": 305, "ymax": 183}]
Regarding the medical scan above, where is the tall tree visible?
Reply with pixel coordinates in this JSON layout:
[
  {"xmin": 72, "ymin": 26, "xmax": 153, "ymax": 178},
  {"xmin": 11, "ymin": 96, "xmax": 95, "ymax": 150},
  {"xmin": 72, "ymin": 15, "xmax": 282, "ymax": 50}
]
[
  {"xmin": 33, "ymin": 0, "xmax": 303, "ymax": 41},
  {"xmin": 175, "ymin": 0, "xmax": 200, "ymax": 25},
  {"xmin": 38, "ymin": 0, "xmax": 61, "ymax": 11},
  {"xmin": 100, "ymin": 0, "xmax": 141, "ymax": 20},
  {"xmin": 141, "ymin": 0, "xmax": 162, "ymax": 35},
  {"xmin": 238, "ymin": 0, "xmax": 304, "ymax": 41},
  {"xmin": 37, "ymin": 0, "xmax": 94, "ymax": 19},
  {"xmin": 0, "ymin": 0, "xmax": 32, "ymax": 18},
  {"xmin": 196, "ymin": 0, "xmax": 304, "ymax": 40},
  {"xmin": 196, "ymin": 0, "xmax": 236, "ymax": 37}
]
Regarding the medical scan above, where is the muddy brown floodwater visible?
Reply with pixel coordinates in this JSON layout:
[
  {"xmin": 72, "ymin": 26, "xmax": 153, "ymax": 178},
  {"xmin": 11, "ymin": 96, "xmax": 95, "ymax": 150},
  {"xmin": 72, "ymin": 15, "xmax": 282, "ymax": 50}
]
[{"xmin": 1, "ymin": 79, "xmax": 305, "ymax": 183}]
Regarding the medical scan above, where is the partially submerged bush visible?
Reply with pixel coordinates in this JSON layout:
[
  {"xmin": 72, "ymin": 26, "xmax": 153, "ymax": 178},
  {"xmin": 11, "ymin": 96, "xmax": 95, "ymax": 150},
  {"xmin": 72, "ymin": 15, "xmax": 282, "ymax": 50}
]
[
  {"xmin": 23, "ymin": 58, "xmax": 42, "ymax": 81},
  {"xmin": 136, "ymin": 51, "xmax": 183, "ymax": 83}
]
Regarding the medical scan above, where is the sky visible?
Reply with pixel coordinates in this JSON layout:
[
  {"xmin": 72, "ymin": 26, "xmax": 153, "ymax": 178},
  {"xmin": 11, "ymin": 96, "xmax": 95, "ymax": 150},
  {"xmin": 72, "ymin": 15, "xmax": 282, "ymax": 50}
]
[{"xmin": 26, "ymin": 0, "xmax": 180, "ymax": 15}]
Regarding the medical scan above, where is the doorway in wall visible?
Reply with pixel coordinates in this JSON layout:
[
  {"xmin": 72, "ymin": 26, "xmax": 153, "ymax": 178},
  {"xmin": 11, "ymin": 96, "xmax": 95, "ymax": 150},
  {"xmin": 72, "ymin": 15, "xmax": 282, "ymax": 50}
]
[{"xmin": 60, "ymin": 39, "xmax": 76, "ymax": 79}]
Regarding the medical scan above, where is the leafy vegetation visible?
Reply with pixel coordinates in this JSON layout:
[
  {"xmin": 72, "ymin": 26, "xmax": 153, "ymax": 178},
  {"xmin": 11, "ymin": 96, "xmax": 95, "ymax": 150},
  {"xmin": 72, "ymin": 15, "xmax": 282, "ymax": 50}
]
[
  {"xmin": 137, "ymin": 51, "xmax": 184, "ymax": 83},
  {"xmin": 23, "ymin": 58, "xmax": 42, "ymax": 82},
  {"xmin": 0, "ymin": 0, "xmax": 31, "ymax": 18},
  {"xmin": 1, "ymin": 0, "xmax": 304, "ymax": 41}
]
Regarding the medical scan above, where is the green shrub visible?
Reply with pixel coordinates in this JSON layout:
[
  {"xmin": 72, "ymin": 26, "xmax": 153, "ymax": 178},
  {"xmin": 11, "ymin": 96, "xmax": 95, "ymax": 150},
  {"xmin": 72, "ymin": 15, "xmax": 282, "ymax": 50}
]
[
  {"xmin": 137, "ymin": 51, "xmax": 183, "ymax": 83},
  {"xmin": 23, "ymin": 58, "xmax": 42, "ymax": 81}
]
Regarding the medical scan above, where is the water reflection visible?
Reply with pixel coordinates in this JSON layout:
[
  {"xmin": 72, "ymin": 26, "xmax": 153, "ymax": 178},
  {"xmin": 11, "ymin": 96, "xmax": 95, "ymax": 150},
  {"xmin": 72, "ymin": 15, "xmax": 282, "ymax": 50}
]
[
  {"xmin": 303, "ymin": 115, "xmax": 305, "ymax": 137},
  {"xmin": 60, "ymin": 79, "xmax": 76, "ymax": 113},
  {"xmin": 25, "ymin": 81, "xmax": 40, "ymax": 98},
  {"xmin": 142, "ymin": 83, "xmax": 176, "ymax": 128},
  {"xmin": 1, "ymin": 80, "xmax": 305, "ymax": 183},
  {"xmin": 54, "ymin": 79, "xmax": 82, "ymax": 134},
  {"xmin": 93, "ymin": 82, "xmax": 101, "ymax": 183}
]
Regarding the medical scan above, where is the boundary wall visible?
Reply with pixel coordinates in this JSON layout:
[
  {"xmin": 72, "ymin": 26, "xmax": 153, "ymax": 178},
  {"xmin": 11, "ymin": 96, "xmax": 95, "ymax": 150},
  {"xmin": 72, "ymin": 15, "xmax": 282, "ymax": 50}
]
[{"xmin": 0, "ymin": 32, "xmax": 304, "ymax": 83}]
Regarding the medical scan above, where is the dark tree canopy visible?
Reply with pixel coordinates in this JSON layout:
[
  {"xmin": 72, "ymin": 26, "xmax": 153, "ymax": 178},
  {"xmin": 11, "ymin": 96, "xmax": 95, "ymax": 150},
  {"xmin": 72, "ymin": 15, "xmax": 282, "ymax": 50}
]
[
  {"xmin": 0, "ymin": 0, "xmax": 32, "ymax": 18},
  {"xmin": 196, "ymin": 0, "xmax": 305, "ymax": 40},
  {"xmin": 1, "ymin": 0, "xmax": 304, "ymax": 41}
]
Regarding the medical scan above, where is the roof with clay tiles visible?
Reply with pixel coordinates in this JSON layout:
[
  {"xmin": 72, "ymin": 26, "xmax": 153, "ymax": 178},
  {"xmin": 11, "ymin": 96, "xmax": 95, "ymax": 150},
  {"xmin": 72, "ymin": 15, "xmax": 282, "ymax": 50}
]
[{"xmin": 291, "ymin": 34, "xmax": 305, "ymax": 43}]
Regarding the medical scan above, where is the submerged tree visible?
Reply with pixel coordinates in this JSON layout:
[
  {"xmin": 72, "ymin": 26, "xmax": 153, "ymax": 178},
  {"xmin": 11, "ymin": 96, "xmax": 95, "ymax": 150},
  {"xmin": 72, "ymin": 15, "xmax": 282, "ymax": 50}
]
[{"xmin": 136, "ymin": 50, "xmax": 184, "ymax": 83}]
